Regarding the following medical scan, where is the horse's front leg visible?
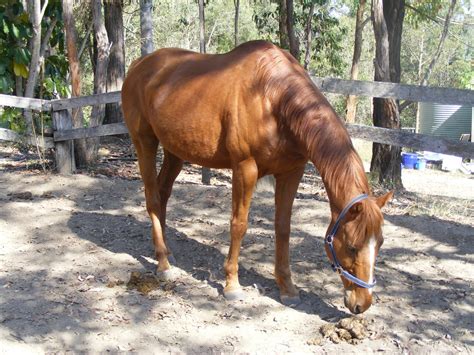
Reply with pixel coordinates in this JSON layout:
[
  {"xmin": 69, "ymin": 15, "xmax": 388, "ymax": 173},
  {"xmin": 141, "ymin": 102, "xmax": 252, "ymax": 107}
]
[
  {"xmin": 274, "ymin": 165, "xmax": 305, "ymax": 306},
  {"xmin": 223, "ymin": 158, "xmax": 258, "ymax": 300}
]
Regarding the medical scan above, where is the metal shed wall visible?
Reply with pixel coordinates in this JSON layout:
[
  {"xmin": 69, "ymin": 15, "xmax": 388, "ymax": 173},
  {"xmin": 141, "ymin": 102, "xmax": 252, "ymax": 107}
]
[{"xmin": 418, "ymin": 103, "xmax": 472, "ymax": 141}]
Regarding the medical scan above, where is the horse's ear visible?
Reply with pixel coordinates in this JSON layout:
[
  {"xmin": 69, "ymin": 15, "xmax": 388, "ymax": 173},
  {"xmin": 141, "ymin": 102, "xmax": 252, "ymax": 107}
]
[
  {"xmin": 346, "ymin": 202, "xmax": 364, "ymax": 221},
  {"xmin": 375, "ymin": 191, "xmax": 393, "ymax": 209}
]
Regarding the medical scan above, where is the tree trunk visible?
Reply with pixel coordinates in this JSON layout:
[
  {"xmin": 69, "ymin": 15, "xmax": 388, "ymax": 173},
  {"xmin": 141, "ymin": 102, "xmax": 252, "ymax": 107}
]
[
  {"xmin": 286, "ymin": 0, "xmax": 299, "ymax": 60},
  {"xmin": 39, "ymin": 16, "xmax": 56, "ymax": 58},
  {"xmin": 198, "ymin": 0, "xmax": 210, "ymax": 184},
  {"xmin": 370, "ymin": 0, "xmax": 403, "ymax": 188},
  {"xmin": 278, "ymin": 0, "xmax": 289, "ymax": 50},
  {"xmin": 383, "ymin": 0, "xmax": 405, "ymax": 84},
  {"xmin": 346, "ymin": 0, "xmax": 367, "ymax": 123},
  {"xmin": 24, "ymin": 0, "xmax": 47, "ymax": 134},
  {"xmin": 104, "ymin": 0, "xmax": 125, "ymax": 124},
  {"xmin": 303, "ymin": 2, "xmax": 315, "ymax": 70},
  {"xmin": 62, "ymin": 0, "xmax": 88, "ymax": 167},
  {"xmin": 86, "ymin": 0, "xmax": 110, "ymax": 164},
  {"xmin": 198, "ymin": 0, "xmax": 206, "ymax": 54},
  {"xmin": 140, "ymin": 0, "xmax": 153, "ymax": 56},
  {"xmin": 234, "ymin": 0, "xmax": 240, "ymax": 47}
]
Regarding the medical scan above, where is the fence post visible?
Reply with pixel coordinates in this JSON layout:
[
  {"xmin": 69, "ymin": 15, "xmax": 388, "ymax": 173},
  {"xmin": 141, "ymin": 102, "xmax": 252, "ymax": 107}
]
[
  {"xmin": 202, "ymin": 167, "xmax": 211, "ymax": 185},
  {"xmin": 52, "ymin": 109, "xmax": 75, "ymax": 174}
]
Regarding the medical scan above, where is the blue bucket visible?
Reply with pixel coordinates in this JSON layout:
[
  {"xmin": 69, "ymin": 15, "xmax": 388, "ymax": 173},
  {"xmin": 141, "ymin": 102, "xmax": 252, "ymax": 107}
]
[
  {"xmin": 402, "ymin": 153, "xmax": 418, "ymax": 169},
  {"xmin": 415, "ymin": 158, "xmax": 426, "ymax": 170}
]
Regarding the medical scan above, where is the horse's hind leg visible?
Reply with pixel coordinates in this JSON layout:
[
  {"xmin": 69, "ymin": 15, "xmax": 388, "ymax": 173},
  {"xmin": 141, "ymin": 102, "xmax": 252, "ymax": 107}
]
[
  {"xmin": 156, "ymin": 149, "xmax": 183, "ymax": 262},
  {"xmin": 132, "ymin": 134, "xmax": 172, "ymax": 274},
  {"xmin": 274, "ymin": 165, "xmax": 305, "ymax": 306}
]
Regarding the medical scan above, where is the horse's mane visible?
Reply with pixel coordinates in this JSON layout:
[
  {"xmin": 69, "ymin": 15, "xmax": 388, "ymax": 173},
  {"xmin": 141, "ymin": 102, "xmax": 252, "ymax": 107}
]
[{"xmin": 255, "ymin": 45, "xmax": 370, "ymax": 199}]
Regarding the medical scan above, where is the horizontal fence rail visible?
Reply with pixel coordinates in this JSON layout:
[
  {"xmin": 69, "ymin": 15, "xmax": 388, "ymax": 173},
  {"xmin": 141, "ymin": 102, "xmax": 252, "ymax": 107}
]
[
  {"xmin": 0, "ymin": 127, "xmax": 54, "ymax": 149},
  {"xmin": 312, "ymin": 77, "xmax": 474, "ymax": 106},
  {"xmin": 53, "ymin": 122, "xmax": 129, "ymax": 141},
  {"xmin": 347, "ymin": 125, "xmax": 474, "ymax": 157},
  {"xmin": 0, "ymin": 93, "xmax": 51, "ymax": 111},
  {"xmin": 50, "ymin": 91, "xmax": 121, "ymax": 111}
]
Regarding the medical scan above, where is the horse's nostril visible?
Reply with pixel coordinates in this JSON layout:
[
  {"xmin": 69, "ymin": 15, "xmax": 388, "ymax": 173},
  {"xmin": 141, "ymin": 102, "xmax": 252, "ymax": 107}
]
[{"xmin": 353, "ymin": 305, "xmax": 362, "ymax": 314}]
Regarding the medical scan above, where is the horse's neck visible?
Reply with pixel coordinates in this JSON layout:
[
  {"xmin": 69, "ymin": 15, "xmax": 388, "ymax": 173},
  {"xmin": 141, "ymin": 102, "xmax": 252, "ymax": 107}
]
[
  {"xmin": 269, "ymin": 72, "xmax": 369, "ymax": 210},
  {"xmin": 323, "ymin": 175, "xmax": 367, "ymax": 214},
  {"xmin": 316, "ymin": 156, "xmax": 367, "ymax": 212},
  {"xmin": 292, "ymin": 108, "xmax": 368, "ymax": 211}
]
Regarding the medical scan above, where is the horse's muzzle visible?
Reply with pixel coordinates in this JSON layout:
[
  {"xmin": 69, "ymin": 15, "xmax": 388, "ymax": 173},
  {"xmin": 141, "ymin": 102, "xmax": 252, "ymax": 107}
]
[{"xmin": 344, "ymin": 289, "xmax": 372, "ymax": 314}]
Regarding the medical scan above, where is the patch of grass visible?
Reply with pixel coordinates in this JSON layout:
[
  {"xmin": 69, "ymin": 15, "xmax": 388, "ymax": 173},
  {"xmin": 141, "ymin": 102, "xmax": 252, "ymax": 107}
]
[{"xmin": 388, "ymin": 190, "xmax": 473, "ymax": 225}]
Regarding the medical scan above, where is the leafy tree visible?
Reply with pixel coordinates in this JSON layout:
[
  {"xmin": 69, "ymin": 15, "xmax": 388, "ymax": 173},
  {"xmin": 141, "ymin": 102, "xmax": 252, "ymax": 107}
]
[
  {"xmin": 0, "ymin": 1, "xmax": 68, "ymax": 133},
  {"xmin": 398, "ymin": 0, "xmax": 470, "ymax": 127},
  {"xmin": 301, "ymin": 1, "xmax": 347, "ymax": 77},
  {"xmin": 253, "ymin": 0, "xmax": 347, "ymax": 76}
]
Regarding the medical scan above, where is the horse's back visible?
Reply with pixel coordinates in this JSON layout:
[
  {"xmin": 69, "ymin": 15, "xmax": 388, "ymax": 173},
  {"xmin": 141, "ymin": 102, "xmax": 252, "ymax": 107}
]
[{"xmin": 122, "ymin": 40, "xmax": 276, "ymax": 120}]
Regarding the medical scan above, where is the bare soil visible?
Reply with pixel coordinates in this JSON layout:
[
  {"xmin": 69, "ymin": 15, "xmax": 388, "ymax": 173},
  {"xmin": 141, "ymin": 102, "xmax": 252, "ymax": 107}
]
[{"xmin": 0, "ymin": 140, "xmax": 472, "ymax": 354}]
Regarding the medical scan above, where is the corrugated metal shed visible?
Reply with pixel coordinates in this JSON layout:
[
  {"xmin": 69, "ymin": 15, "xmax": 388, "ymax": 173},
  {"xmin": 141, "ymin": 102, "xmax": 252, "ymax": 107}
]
[{"xmin": 418, "ymin": 103, "xmax": 472, "ymax": 141}]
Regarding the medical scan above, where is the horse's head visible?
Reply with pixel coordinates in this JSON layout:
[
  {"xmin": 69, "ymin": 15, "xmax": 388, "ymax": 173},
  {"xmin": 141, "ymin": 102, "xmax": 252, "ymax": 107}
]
[{"xmin": 325, "ymin": 191, "xmax": 393, "ymax": 314}]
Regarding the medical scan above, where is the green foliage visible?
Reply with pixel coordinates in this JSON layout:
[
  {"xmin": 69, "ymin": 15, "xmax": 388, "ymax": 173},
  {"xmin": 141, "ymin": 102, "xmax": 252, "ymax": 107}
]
[
  {"xmin": 0, "ymin": 0, "xmax": 68, "ymax": 131},
  {"xmin": 0, "ymin": 107, "xmax": 24, "ymax": 131},
  {"xmin": 251, "ymin": 0, "xmax": 348, "ymax": 76},
  {"xmin": 0, "ymin": 2, "xmax": 31, "ymax": 94},
  {"xmin": 252, "ymin": 2, "xmax": 279, "ymax": 43},
  {"xmin": 406, "ymin": 0, "xmax": 444, "ymax": 28},
  {"xmin": 401, "ymin": 8, "xmax": 473, "ymax": 90},
  {"xmin": 301, "ymin": 1, "xmax": 348, "ymax": 76}
]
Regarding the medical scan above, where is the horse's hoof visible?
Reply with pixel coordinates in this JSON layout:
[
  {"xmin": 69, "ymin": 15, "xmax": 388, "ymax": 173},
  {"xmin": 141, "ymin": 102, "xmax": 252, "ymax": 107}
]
[
  {"xmin": 224, "ymin": 288, "xmax": 246, "ymax": 301},
  {"xmin": 280, "ymin": 294, "xmax": 301, "ymax": 307},
  {"xmin": 156, "ymin": 267, "xmax": 178, "ymax": 282}
]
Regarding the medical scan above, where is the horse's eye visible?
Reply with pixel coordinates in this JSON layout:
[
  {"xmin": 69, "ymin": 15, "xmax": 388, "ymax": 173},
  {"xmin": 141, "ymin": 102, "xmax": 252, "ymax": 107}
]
[{"xmin": 348, "ymin": 245, "xmax": 357, "ymax": 254}]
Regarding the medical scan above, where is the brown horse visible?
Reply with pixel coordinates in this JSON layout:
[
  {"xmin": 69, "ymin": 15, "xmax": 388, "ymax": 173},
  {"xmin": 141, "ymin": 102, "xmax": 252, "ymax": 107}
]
[{"xmin": 122, "ymin": 40, "xmax": 392, "ymax": 314}]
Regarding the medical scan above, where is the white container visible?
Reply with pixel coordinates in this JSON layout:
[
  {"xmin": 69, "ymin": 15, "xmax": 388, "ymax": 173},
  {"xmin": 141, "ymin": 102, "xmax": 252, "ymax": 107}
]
[{"xmin": 441, "ymin": 154, "xmax": 463, "ymax": 171}]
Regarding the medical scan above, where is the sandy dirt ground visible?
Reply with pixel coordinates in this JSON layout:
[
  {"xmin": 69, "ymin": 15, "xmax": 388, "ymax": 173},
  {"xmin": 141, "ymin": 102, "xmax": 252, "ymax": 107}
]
[{"xmin": 0, "ymin": 141, "xmax": 473, "ymax": 354}]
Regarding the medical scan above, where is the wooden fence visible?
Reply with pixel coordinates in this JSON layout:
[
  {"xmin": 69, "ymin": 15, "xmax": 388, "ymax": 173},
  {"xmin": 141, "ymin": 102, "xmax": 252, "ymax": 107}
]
[{"xmin": 0, "ymin": 77, "xmax": 473, "ymax": 174}]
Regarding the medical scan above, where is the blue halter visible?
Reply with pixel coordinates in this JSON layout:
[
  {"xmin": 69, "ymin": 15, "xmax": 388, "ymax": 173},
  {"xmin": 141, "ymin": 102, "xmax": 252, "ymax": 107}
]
[{"xmin": 325, "ymin": 194, "xmax": 376, "ymax": 289}]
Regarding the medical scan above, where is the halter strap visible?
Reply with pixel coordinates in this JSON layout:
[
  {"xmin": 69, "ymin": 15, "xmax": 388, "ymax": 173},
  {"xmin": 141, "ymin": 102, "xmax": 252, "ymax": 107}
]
[{"xmin": 325, "ymin": 194, "xmax": 376, "ymax": 289}]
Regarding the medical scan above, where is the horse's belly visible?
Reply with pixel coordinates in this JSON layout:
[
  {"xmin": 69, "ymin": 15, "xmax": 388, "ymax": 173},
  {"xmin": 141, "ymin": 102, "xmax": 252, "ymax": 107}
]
[{"xmin": 151, "ymin": 112, "xmax": 231, "ymax": 168}]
